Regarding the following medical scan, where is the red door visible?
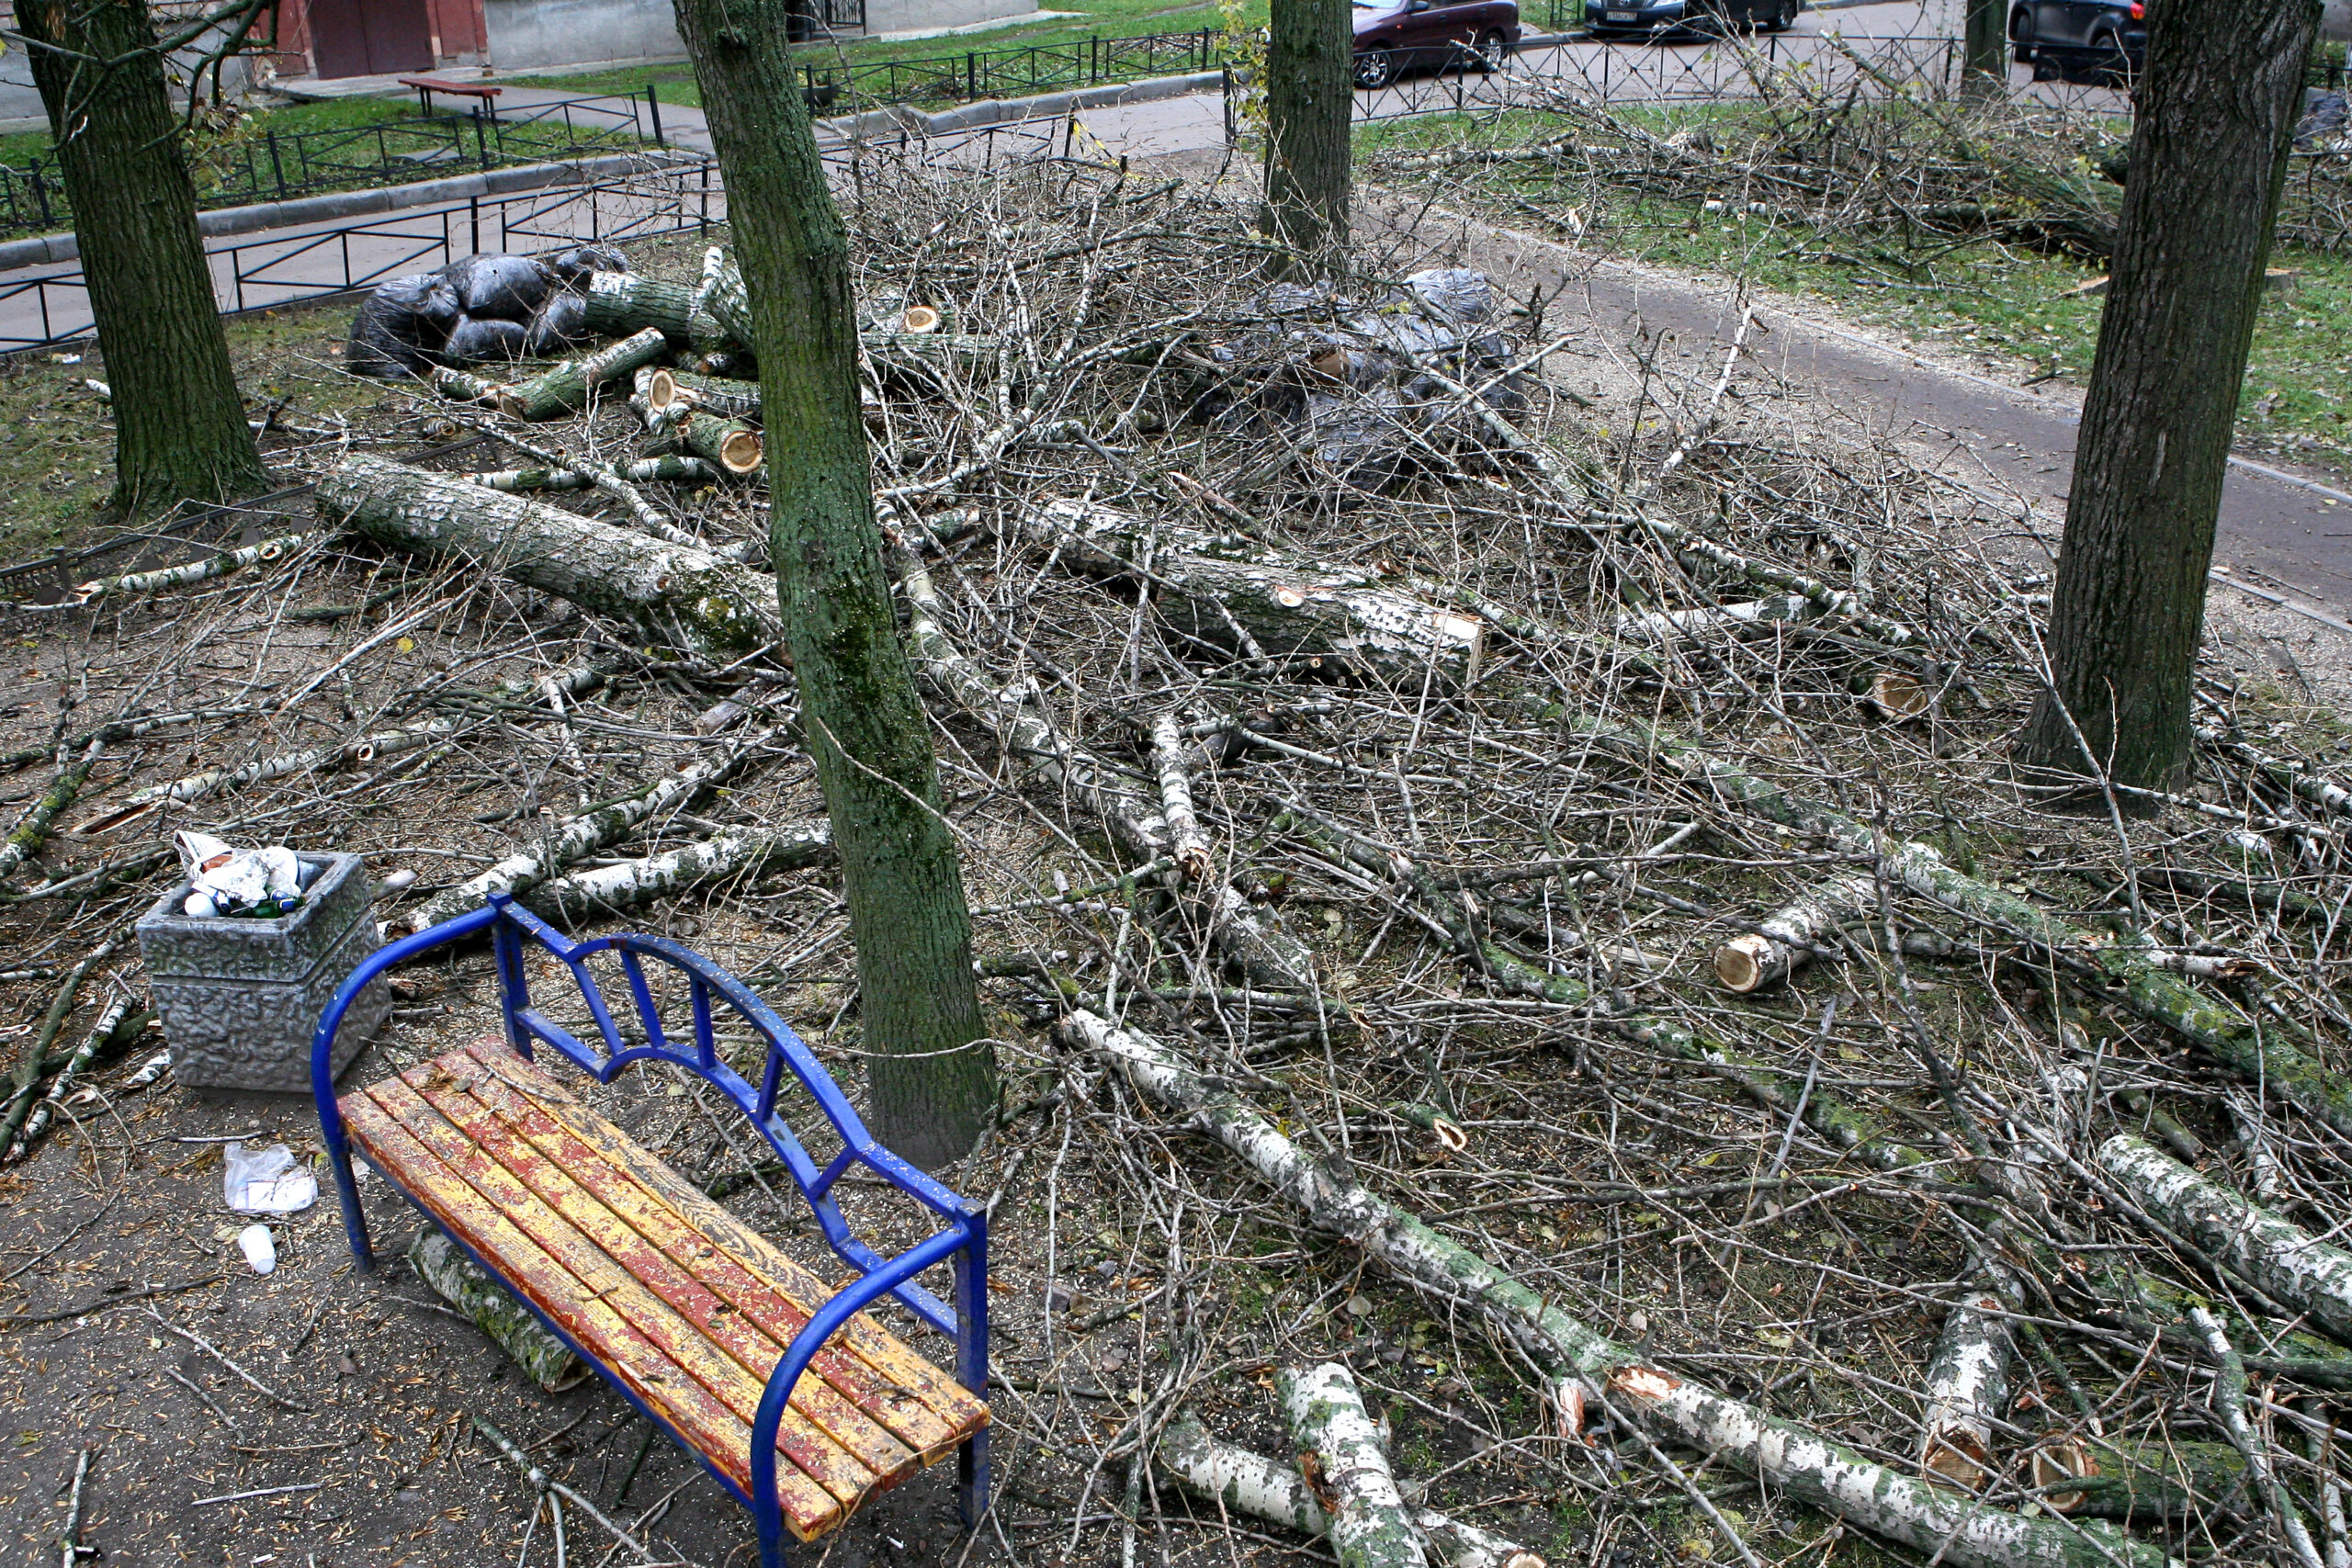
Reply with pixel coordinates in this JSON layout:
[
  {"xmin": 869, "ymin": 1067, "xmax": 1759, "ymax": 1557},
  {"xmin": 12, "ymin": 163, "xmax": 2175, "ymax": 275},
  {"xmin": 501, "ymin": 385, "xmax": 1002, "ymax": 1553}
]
[{"xmin": 307, "ymin": 0, "xmax": 435, "ymax": 78}]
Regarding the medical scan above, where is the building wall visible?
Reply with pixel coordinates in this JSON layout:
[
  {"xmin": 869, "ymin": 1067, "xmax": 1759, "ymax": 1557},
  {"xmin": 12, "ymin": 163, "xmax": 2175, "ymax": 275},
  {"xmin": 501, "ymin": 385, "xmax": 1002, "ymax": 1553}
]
[{"xmin": 481, "ymin": 0, "xmax": 685, "ymax": 70}]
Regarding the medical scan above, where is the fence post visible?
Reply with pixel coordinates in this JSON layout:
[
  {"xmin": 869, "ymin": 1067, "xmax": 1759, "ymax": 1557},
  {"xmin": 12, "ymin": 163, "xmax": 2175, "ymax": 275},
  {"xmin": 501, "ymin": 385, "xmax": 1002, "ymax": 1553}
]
[
  {"xmin": 967, "ymin": 51, "xmax": 978, "ymax": 98},
  {"xmin": 30, "ymin": 168, "xmax": 51, "ymax": 229},
  {"xmin": 647, "ymin": 83, "xmax": 666, "ymax": 146},
  {"xmin": 1222, "ymin": 63, "xmax": 1236, "ymax": 144},
  {"xmin": 266, "ymin": 130, "xmax": 288, "ymax": 200},
  {"xmin": 474, "ymin": 107, "xmax": 492, "ymax": 172},
  {"xmin": 470, "ymin": 194, "xmax": 481, "ymax": 257}
]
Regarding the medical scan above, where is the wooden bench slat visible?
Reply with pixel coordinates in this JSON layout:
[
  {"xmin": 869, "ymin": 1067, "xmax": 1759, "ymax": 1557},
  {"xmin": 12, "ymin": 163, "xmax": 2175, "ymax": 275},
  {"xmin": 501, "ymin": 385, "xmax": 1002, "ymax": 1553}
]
[
  {"xmin": 403, "ymin": 1066, "xmax": 921, "ymax": 1482},
  {"xmin": 366, "ymin": 1076, "xmax": 886, "ymax": 1508},
  {"xmin": 341, "ymin": 1089, "xmax": 849, "ymax": 1539},
  {"xmin": 446, "ymin": 1042, "xmax": 985, "ymax": 1447}
]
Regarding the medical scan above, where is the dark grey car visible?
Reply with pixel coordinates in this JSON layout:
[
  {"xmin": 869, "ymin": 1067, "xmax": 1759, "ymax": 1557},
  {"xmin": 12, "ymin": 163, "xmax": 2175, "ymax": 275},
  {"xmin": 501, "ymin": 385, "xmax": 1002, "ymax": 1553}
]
[{"xmin": 2009, "ymin": 0, "xmax": 2145, "ymax": 81}]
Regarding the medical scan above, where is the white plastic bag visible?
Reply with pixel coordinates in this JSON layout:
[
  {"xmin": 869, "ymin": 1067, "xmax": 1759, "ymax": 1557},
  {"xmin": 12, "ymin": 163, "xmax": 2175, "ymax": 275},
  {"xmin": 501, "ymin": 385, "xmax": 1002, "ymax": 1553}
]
[
  {"xmin": 223, "ymin": 1141, "xmax": 317, "ymax": 1215},
  {"xmin": 175, "ymin": 831, "xmax": 307, "ymax": 918}
]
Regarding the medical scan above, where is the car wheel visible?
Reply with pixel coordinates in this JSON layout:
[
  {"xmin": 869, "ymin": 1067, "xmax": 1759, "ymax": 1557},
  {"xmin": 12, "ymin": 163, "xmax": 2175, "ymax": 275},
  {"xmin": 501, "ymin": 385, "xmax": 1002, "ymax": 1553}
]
[
  {"xmin": 1761, "ymin": 0, "xmax": 1796, "ymax": 30},
  {"xmin": 2090, "ymin": 27, "xmax": 2132, "ymax": 84},
  {"xmin": 1475, "ymin": 28, "xmax": 1510, "ymax": 69},
  {"xmin": 1354, "ymin": 48, "xmax": 1399, "ymax": 87}
]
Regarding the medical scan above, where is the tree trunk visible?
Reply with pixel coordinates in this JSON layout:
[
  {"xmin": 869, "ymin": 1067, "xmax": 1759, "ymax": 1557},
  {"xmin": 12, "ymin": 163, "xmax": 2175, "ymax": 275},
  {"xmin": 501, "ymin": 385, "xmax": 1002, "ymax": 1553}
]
[
  {"xmin": 19, "ymin": 0, "xmax": 266, "ymax": 513},
  {"xmin": 1263, "ymin": 0, "xmax": 1353, "ymax": 269},
  {"xmin": 2014, "ymin": 0, "xmax": 2320, "ymax": 797},
  {"xmin": 1962, "ymin": 0, "xmax": 2010, "ymax": 97},
  {"xmin": 674, "ymin": 0, "xmax": 992, "ymax": 1170}
]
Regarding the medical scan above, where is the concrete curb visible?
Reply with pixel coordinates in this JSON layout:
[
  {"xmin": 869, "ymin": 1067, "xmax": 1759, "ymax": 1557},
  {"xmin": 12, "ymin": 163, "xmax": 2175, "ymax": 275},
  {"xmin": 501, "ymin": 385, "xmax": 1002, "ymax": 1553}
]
[
  {"xmin": 0, "ymin": 147, "xmax": 700, "ymax": 274},
  {"xmin": 822, "ymin": 69, "xmax": 1224, "ymax": 143}
]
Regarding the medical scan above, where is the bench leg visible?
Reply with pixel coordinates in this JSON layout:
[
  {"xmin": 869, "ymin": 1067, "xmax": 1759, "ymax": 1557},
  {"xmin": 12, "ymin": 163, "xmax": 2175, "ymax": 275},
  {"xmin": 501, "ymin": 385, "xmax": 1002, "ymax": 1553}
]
[{"xmin": 953, "ymin": 1209, "xmax": 989, "ymax": 1529}]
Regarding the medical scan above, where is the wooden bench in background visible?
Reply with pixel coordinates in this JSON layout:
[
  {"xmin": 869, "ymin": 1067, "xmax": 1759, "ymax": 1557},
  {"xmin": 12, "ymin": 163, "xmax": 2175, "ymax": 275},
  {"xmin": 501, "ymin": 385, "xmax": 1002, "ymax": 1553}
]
[
  {"xmin": 312, "ymin": 896, "xmax": 989, "ymax": 1566},
  {"xmin": 400, "ymin": 76, "xmax": 503, "ymax": 118}
]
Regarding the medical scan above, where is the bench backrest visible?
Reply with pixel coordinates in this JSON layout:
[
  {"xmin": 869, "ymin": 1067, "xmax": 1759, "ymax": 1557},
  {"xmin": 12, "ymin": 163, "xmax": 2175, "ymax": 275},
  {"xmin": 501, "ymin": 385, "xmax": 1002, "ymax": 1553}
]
[{"xmin": 311, "ymin": 893, "xmax": 972, "ymax": 1338}]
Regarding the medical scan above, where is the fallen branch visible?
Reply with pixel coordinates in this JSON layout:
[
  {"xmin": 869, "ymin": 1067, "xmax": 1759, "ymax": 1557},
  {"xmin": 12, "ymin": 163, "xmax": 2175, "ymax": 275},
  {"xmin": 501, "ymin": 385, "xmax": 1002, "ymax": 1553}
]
[
  {"xmin": 1921, "ymin": 1277, "xmax": 2017, "ymax": 1491},
  {"xmin": 408, "ymin": 1229, "xmax": 586, "ymax": 1392},
  {"xmin": 317, "ymin": 456, "xmax": 780, "ymax": 660},
  {"xmin": 1062, "ymin": 1008, "xmax": 2167, "ymax": 1568},
  {"xmin": 1283, "ymin": 1361, "xmax": 1429, "ymax": 1568},
  {"xmin": 496, "ymin": 327, "xmax": 672, "ymax": 421},
  {"xmin": 65, "ymin": 531, "xmax": 316, "ymax": 607},
  {"xmin": 1715, "ymin": 874, "xmax": 1876, "ymax": 993},
  {"xmin": 0, "ymin": 737, "xmax": 100, "ymax": 881},
  {"xmin": 524, "ymin": 819, "xmax": 831, "ymax": 927}
]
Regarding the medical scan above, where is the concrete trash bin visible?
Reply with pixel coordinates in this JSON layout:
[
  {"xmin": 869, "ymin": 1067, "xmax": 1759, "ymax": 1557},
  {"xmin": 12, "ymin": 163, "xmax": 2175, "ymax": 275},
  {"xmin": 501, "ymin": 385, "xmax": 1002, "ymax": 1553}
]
[{"xmin": 135, "ymin": 850, "xmax": 390, "ymax": 1093}]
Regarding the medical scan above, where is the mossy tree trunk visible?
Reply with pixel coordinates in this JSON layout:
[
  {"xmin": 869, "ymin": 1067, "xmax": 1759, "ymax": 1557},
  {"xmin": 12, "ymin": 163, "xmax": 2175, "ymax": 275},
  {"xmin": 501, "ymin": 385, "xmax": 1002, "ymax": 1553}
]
[
  {"xmin": 1263, "ymin": 0, "xmax": 1353, "ymax": 271},
  {"xmin": 1962, "ymin": 0, "xmax": 2010, "ymax": 97},
  {"xmin": 19, "ymin": 0, "xmax": 266, "ymax": 514},
  {"xmin": 673, "ymin": 0, "xmax": 993, "ymax": 1169},
  {"xmin": 2014, "ymin": 0, "xmax": 2320, "ymax": 799}
]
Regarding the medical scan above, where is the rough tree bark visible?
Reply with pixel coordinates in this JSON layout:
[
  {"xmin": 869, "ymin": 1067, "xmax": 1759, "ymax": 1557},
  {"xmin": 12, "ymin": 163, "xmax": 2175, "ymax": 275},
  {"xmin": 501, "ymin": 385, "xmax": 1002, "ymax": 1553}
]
[
  {"xmin": 2014, "ymin": 0, "xmax": 2321, "ymax": 797},
  {"xmin": 18, "ymin": 0, "xmax": 266, "ymax": 513},
  {"xmin": 1962, "ymin": 0, "xmax": 2011, "ymax": 96},
  {"xmin": 1263, "ymin": 0, "xmax": 1353, "ymax": 270},
  {"xmin": 675, "ymin": 0, "xmax": 993, "ymax": 1168}
]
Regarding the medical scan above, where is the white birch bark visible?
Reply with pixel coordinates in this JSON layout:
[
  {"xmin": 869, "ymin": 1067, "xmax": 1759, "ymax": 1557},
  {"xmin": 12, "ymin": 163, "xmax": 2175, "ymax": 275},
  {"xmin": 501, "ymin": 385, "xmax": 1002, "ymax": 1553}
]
[
  {"xmin": 1615, "ymin": 593, "xmax": 1816, "ymax": 645},
  {"xmin": 1149, "ymin": 713, "xmax": 1214, "ymax": 884},
  {"xmin": 69, "ymin": 531, "xmax": 316, "ymax": 606},
  {"xmin": 95, "ymin": 719, "xmax": 456, "ymax": 823},
  {"xmin": 1921, "ymin": 1280, "xmax": 2016, "ymax": 1491},
  {"xmin": 1280, "ymin": 1362, "xmax": 1429, "ymax": 1568},
  {"xmin": 1714, "ymin": 874, "xmax": 1877, "ymax": 993},
  {"xmin": 901, "ymin": 561, "xmax": 1315, "ymax": 990},
  {"xmin": 2098, "ymin": 1134, "xmax": 2352, "ymax": 1347},
  {"xmin": 1065, "ymin": 1008, "xmax": 2171, "ymax": 1568},
  {"xmin": 397, "ymin": 728, "xmax": 775, "ymax": 934},
  {"xmin": 1577, "ymin": 714, "xmax": 2352, "ymax": 1139},
  {"xmin": 525, "ymin": 821, "xmax": 831, "ymax": 927}
]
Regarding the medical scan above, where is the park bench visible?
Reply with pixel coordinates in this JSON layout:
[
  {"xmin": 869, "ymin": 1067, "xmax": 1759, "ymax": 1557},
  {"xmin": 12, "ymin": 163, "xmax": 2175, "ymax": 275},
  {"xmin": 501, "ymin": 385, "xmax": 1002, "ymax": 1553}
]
[
  {"xmin": 310, "ymin": 893, "xmax": 989, "ymax": 1567},
  {"xmin": 400, "ymin": 76, "xmax": 503, "ymax": 117}
]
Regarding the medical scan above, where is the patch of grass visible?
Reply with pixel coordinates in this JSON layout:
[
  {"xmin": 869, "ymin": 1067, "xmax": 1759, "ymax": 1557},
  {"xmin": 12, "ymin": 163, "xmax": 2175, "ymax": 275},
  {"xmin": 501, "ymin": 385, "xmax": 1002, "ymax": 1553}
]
[
  {"xmin": 502, "ymin": 0, "xmax": 1248, "ymax": 110},
  {"xmin": 1363, "ymin": 109, "xmax": 2352, "ymax": 474}
]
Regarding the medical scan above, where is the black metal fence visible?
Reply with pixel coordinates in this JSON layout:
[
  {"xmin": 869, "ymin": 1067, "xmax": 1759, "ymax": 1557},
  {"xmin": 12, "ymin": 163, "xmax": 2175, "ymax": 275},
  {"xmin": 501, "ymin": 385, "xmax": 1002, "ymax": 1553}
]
[
  {"xmin": 0, "ymin": 92, "xmax": 661, "ymax": 240},
  {"xmin": 796, "ymin": 27, "xmax": 1223, "ymax": 111}
]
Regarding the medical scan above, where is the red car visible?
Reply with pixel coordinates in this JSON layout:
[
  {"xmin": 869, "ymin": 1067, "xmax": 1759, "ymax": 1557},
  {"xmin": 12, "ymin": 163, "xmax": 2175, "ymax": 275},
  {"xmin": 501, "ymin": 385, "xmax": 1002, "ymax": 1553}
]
[{"xmin": 1352, "ymin": 0, "xmax": 1521, "ymax": 87}]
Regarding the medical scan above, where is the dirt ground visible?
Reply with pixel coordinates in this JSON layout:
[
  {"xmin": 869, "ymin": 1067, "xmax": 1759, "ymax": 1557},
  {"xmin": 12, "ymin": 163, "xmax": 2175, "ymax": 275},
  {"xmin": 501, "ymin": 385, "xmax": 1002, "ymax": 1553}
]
[{"xmin": 5, "ymin": 146, "xmax": 2351, "ymax": 1568}]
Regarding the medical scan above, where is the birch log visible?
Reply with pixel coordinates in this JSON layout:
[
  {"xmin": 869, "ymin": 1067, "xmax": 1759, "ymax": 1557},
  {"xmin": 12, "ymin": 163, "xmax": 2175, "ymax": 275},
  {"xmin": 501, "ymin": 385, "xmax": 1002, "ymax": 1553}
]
[
  {"xmin": 496, "ymin": 328, "xmax": 672, "ymax": 421},
  {"xmin": 1153, "ymin": 1413, "xmax": 1546, "ymax": 1567},
  {"xmin": 644, "ymin": 367, "xmax": 762, "ymax": 419},
  {"xmin": 1282, "ymin": 1363, "xmax": 1430, "ymax": 1568},
  {"xmin": 317, "ymin": 456, "xmax": 780, "ymax": 660},
  {"xmin": 1577, "ymin": 714, "xmax": 2352, "ymax": 1139},
  {"xmin": 524, "ymin": 821, "xmax": 831, "ymax": 927},
  {"xmin": 0, "ymin": 738, "xmax": 99, "ymax": 881},
  {"xmin": 467, "ymin": 456, "xmax": 718, "ymax": 493},
  {"xmin": 1023, "ymin": 500, "xmax": 1487, "ymax": 683},
  {"xmin": 2040, "ymin": 1438, "xmax": 2251, "ymax": 1521},
  {"xmin": 1615, "ymin": 593, "xmax": 1817, "ymax": 645},
  {"xmin": 396, "ymin": 728, "xmax": 775, "ymax": 934},
  {"xmin": 1920, "ymin": 1281, "xmax": 2016, "ymax": 1491},
  {"xmin": 2098, "ymin": 1134, "xmax": 2352, "ymax": 1347},
  {"xmin": 1715, "ymin": 874, "xmax": 1877, "ymax": 993},
  {"xmin": 697, "ymin": 245, "xmax": 752, "ymax": 352},
  {"xmin": 668, "ymin": 409, "xmax": 763, "ymax": 478},
  {"xmin": 409, "ymin": 1228, "xmax": 588, "ymax": 1392},
  {"xmin": 901, "ymin": 561, "xmax": 1315, "ymax": 990},
  {"xmin": 1064, "ymin": 1008, "xmax": 2170, "ymax": 1568},
  {"xmin": 1150, "ymin": 713, "xmax": 1214, "ymax": 883},
  {"xmin": 581, "ymin": 269, "xmax": 727, "ymax": 348},
  {"xmin": 69, "ymin": 530, "xmax": 314, "ymax": 605},
  {"xmin": 77, "ymin": 718, "xmax": 455, "ymax": 832}
]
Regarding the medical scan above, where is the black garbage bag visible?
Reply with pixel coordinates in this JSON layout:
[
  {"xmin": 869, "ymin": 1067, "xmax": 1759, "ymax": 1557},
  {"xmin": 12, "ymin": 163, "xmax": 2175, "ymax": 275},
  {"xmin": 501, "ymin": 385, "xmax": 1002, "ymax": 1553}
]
[
  {"xmin": 345, "ymin": 271, "xmax": 461, "ymax": 378},
  {"xmin": 441, "ymin": 254, "xmax": 554, "ymax": 321},
  {"xmin": 524, "ymin": 291, "xmax": 591, "ymax": 356},
  {"xmin": 543, "ymin": 243, "xmax": 629, "ymax": 285},
  {"xmin": 443, "ymin": 313, "xmax": 531, "ymax": 363}
]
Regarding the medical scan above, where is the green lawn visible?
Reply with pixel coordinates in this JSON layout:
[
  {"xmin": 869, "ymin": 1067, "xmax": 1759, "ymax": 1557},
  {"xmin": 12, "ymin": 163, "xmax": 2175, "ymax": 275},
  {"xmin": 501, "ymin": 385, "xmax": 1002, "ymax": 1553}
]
[
  {"xmin": 0, "ymin": 95, "xmax": 648, "ymax": 235},
  {"xmin": 1361, "ymin": 110, "xmax": 2352, "ymax": 475},
  {"xmin": 501, "ymin": 0, "xmax": 1249, "ymax": 109}
]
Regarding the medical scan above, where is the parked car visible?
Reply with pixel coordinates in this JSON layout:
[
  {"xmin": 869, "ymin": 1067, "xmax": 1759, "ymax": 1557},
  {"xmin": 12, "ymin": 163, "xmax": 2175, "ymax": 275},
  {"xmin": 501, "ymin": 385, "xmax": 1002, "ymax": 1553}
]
[
  {"xmin": 1352, "ymin": 0, "xmax": 1521, "ymax": 88},
  {"xmin": 2009, "ymin": 0, "xmax": 2145, "ymax": 82},
  {"xmin": 1584, "ymin": 0, "xmax": 1799, "ymax": 38}
]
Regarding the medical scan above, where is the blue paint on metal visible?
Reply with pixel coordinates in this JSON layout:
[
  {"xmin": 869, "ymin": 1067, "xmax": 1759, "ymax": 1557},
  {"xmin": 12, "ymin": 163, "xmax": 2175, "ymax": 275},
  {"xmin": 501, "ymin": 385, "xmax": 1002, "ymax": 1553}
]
[{"xmin": 311, "ymin": 893, "xmax": 991, "ymax": 1567}]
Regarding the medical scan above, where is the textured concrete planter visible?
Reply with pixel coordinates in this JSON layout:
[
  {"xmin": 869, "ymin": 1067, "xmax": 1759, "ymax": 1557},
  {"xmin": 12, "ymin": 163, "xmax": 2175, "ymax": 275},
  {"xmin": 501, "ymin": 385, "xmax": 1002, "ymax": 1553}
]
[{"xmin": 135, "ymin": 851, "xmax": 389, "ymax": 1093}]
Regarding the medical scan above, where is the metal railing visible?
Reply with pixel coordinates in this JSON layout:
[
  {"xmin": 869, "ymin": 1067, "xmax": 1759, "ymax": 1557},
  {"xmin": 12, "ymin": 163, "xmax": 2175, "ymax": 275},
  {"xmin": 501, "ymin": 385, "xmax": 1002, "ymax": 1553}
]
[
  {"xmin": 795, "ymin": 27, "xmax": 1223, "ymax": 110},
  {"xmin": 0, "ymin": 92, "xmax": 662, "ymax": 240},
  {"xmin": 0, "ymin": 112, "xmax": 1067, "ymax": 353}
]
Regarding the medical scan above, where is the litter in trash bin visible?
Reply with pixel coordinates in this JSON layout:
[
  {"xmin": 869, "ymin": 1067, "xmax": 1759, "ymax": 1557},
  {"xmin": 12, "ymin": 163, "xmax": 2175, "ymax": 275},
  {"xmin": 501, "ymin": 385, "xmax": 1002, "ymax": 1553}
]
[{"xmin": 175, "ymin": 831, "xmax": 321, "ymax": 919}]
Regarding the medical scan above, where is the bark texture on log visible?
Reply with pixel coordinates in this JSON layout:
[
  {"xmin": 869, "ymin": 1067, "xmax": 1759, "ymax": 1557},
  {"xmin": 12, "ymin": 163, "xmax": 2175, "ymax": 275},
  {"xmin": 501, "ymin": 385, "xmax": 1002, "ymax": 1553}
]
[
  {"xmin": 2013, "ymin": 0, "xmax": 2321, "ymax": 794},
  {"xmin": 525, "ymin": 821, "xmax": 831, "ymax": 927},
  {"xmin": 1066, "ymin": 1008, "xmax": 2169, "ymax": 1568},
  {"xmin": 582, "ymin": 269, "xmax": 727, "ymax": 347},
  {"xmin": 1263, "ymin": 0, "xmax": 1353, "ymax": 265},
  {"xmin": 1715, "ymin": 874, "xmax": 1876, "ymax": 993},
  {"xmin": 317, "ymin": 456, "xmax": 779, "ymax": 660},
  {"xmin": 646, "ymin": 367, "xmax": 763, "ymax": 419},
  {"xmin": 497, "ymin": 328, "xmax": 673, "ymax": 421},
  {"xmin": 72, "ymin": 531, "xmax": 313, "ymax": 605},
  {"xmin": 1580, "ymin": 714, "xmax": 2352, "ymax": 1139},
  {"xmin": 1028, "ymin": 500, "xmax": 1487, "ymax": 682},
  {"xmin": 409, "ymin": 1227, "xmax": 589, "ymax": 1392},
  {"xmin": 1920, "ymin": 1281, "xmax": 2015, "ymax": 1491},
  {"xmin": 1281, "ymin": 1362, "xmax": 1428, "ymax": 1568},
  {"xmin": 2098, "ymin": 1134, "xmax": 2352, "ymax": 1347}
]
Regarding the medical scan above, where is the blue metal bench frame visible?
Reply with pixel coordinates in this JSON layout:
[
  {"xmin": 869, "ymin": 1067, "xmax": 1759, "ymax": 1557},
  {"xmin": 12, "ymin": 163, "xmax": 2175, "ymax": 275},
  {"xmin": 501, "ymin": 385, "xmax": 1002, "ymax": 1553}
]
[{"xmin": 310, "ymin": 893, "xmax": 989, "ymax": 1567}]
